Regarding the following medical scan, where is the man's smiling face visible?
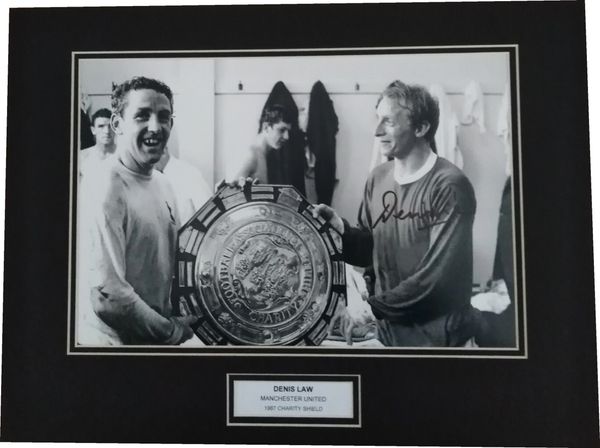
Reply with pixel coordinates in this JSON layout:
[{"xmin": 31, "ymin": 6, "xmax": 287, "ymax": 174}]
[
  {"xmin": 375, "ymin": 95, "xmax": 417, "ymax": 160},
  {"xmin": 114, "ymin": 88, "xmax": 173, "ymax": 169}
]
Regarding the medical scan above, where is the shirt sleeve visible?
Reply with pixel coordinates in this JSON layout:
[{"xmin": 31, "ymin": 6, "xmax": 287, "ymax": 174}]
[
  {"xmin": 84, "ymin": 180, "xmax": 180, "ymax": 344},
  {"xmin": 367, "ymin": 178, "xmax": 476, "ymax": 319},
  {"xmin": 341, "ymin": 178, "xmax": 374, "ymax": 267}
]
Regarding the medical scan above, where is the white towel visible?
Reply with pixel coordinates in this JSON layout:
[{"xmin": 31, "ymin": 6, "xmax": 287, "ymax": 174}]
[
  {"xmin": 496, "ymin": 82, "xmax": 512, "ymax": 176},
  {"xmin": 429, "ymin": 84, "xmax": 463, "ymax": 168},
  {"xmin": 462, "ymin": 80, "xmax": 486, "ymax": 132},
  {"xmin": 345, "ymin": 265, "xmax": 375, "ymax": 325}
]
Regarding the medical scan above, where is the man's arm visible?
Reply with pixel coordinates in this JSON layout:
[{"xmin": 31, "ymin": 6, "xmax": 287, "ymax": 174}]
[{"xmin": 367, "ymin": 179, "xmax": 476, "ymax": 319}]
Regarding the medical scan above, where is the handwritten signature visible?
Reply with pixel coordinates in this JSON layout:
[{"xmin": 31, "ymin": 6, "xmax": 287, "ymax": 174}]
[{"xmin": 372, "ymin": 190, "xmax": 455, "ymax": 230}]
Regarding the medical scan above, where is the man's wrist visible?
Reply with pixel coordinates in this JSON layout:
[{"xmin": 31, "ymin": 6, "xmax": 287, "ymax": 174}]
[{"xmin": 164, "ymin": 318, "xmax": 184, "ymax": 345}]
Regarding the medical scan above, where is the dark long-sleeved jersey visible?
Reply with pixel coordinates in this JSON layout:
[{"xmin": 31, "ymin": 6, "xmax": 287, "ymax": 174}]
[{"xmin": 343, "ymin": 157, "xmax": 479, "ymax": 346}]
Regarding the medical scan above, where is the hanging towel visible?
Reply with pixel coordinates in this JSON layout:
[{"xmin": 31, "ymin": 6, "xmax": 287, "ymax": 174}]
[
  {"xmin": 429, "ymin": 83, "xmax": 463, "ymax": 168},
  {"xmin": 260, "ymin": 81, "xmax": 306, "ymax": 195},
  {"xmin": 497, "ymin": 82, "xmax": 512, "ymax": 176},
  {"xmin": 496, "ymin": 82, "xmax": 511, "ymax": 145},
  {"xmin": 462, "ymin": 80, "xmax": 486, "ymax": 132},
  {"xmin": 306, "ymin": 81, "xmax": 339, "ymax": 205}
]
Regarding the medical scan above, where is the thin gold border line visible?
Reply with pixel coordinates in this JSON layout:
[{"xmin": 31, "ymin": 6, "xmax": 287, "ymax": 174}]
[
  {"xmin": 67, "ymin": 52, "xmax": 76, "ymax": 355},
  {"xmin": 67, "ymin": 45, "xmax": 525, "ymax": 359},
  {"xmin": 514, "ymin": 44, "xmax": 528, "ymax": 358},
  {"xmin": 71, "ymin": 44, "xmax": 519, "ymax": 56},
  {"xmin": 226, "ymin": 373, "xmax": 230, "ymax": 426},
  {"xmin": 69, "ymin": 345, "xmax": 521, "ymax": 351},
  {"xmin": 508, "ymin": 53, "xmax": 521, "ymax": 353},
  {"xmin": 357, "ymin": 374, "xmax": 362, "ymax": 427},
  {"xmin": 67, "ymin": 351, "xmax": 527, "ymax": 359}
]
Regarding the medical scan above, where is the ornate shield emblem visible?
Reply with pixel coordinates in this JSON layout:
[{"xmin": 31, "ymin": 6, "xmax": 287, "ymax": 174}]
[{"xmin": 172, "ymin": 184, "xmax": 346, "ymax": 346}]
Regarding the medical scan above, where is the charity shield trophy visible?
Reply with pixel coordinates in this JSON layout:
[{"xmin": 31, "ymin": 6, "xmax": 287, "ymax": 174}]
[{"xmin": 172, "ymin": 184, "xmax": 346, "ymax": 345}]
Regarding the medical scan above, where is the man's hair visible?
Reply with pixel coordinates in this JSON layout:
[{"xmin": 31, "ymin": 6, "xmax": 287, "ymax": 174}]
[
  {"xmin": 111, "ymin": 76, "xmax": 174, "ymax": 116},
  {"xmin": 378, "ymin": 80, "xmax": 440, "ymax": 146},
  {"xmin": 91, "ymin": 108, "xmax": 112, "ymax": 126},
  {"xmin": 260, "ymin": 104, "xmax": 294, "ymax": 129}
]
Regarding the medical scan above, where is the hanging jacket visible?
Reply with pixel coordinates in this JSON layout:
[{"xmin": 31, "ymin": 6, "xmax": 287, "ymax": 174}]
[
  {"xmin": 260, "ymin": 81, "xmax": 306, "ymax": 195},
  {"xmin": 306, "ymin": 81, "xmax": 339, "ymax": 205},
  {"xmin": 80, "ymin": 109, "xmax": 95, "ymax": 149}
]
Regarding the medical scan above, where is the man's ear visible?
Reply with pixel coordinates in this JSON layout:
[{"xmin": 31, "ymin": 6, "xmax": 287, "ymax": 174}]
[
  {"xmin": 110, "ymin": 114, "xmax": 122, "ymax": 134},
  {"xmin": 414, "ymin": 121, "xmax": 431, "ymax": 138}
]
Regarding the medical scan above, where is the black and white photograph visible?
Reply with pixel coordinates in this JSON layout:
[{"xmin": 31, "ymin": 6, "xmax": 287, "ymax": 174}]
[
  {"xmin": 71, "ymin": 49, "xmax": 524, "ymax": 354},
  {"xmin": 3, "ymin": 1, "xmax": 598, "ymax": 446}
]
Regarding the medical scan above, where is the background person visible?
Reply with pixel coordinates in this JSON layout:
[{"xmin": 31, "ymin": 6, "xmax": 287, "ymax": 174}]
[
  {"xmin": 232, "ymin": 104, "xmax": 293, "ymax": 185},
  {"xmin": 79, "ymin": 108, "xmax": 116, "ymax": 176},
  {"xmin": 155, "ymin": 147, "xmax": 212, "ymax": 226}
]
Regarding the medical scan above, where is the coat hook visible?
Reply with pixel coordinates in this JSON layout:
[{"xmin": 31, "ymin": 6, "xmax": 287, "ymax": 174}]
[
  {"xmin": 238, "ymin": 81, "xmax": 243, "ymax": 91},
  {"xmin": 355, "ymin": 82, "xmax": 360, "ymax": 91}
]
